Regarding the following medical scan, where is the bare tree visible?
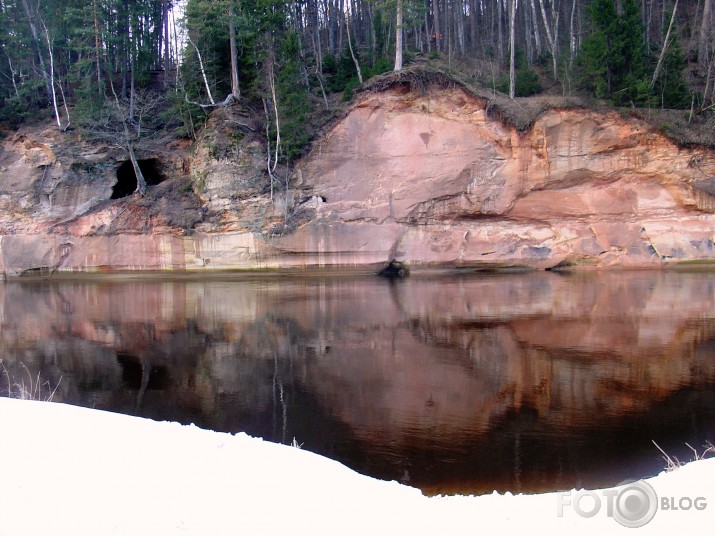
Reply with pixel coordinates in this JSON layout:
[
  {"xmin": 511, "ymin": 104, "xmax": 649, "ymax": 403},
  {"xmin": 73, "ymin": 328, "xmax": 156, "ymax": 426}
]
[
  {"xmin": 530, "ymin": 0, "xmax": 543, "ymax": 56},
  {"xmin": 229, "ymin": 4, "xmax": 241, "ymax": 100},
  {"xmin": 187, "ymin": 35, "xmax": 216, "ymax": 106},
  {"xmin": 395, "ymin": 0, "xmax": 404, "ymax": 71},
  {"xmin": 698, "ymin": 0, "xmax": 713, "ymax": 73},
  {"xmin": 568, "ymin": 0, "xmax": 578, "ymax": 69},
  {"xmin": 93, "ymin": 0, "xmax": 103, "ymax": 97},
  {"xmin": 703, "ymin": 53, "xmax": 715, "ymax": 106},
  {"xmin": 538, "ymin": 0, "xmax": 560, "ymax": 79},
  {"xmin": 19, "ymin": 0, "xmax": 51, "ymax": 98},
  {"xmin": 1, "ymin": 45, "xmax": 20, "ymax": 99},
  {"xmin": 651, "ymin": 0, "xmax": 679, "ymax": 90},
  {"xmin": 433, "ymin": 0, "xmax": 442, "ymax": 52},
  {"xmin": 162, "ymin": 0, "xmax": 171, "ymax": 89},
  {"xmin": 263, "ymin": 46, "xmax": 281, "ymax": 202},
  {"xmin": 509, "ymin": 0, "xmax": 518, "ymax": 98},
  {"xmin": 345, "ymin": 11, "xmax": 363, "ymax": 83},
  {"xmin": 181, "ymin": 6, "xmax": 242, "ymax": 111},
  {"xmin": 86, "ymin": 87, "xmax": 163, "ymax": 196},
  {"xmin": 40, "ymin": 19, "xmax": 70, "ymax": 131}
]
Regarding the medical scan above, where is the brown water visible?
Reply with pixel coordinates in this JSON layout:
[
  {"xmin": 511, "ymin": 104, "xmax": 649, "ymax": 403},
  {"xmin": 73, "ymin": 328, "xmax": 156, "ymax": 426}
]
[{"xmin": 1, "ymin": 270, "xmax": 714, "ymax": 495}]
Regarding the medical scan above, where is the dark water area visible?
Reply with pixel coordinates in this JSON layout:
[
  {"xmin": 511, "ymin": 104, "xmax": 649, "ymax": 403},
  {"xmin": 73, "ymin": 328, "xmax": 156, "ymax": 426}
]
[{"xmin": 1, "ymin": 270, "xmax": 715, "ymax": 496}]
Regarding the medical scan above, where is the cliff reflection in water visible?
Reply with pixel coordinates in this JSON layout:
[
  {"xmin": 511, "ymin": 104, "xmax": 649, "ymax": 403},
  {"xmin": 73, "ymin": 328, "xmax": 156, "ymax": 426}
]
[{"xmin": 1, "ymin": 271, "xmax": 715, "ymax": 495}]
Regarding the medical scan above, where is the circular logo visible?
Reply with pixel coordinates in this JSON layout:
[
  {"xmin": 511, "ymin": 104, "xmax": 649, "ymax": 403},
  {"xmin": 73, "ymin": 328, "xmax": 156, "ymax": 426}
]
[{"xmin": 612, "ymin": 480, "xmax": 658, "ymax": 528}]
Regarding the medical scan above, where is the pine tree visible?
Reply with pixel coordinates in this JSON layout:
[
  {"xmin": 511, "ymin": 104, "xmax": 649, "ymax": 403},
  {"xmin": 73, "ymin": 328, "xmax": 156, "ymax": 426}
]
[
  {"xmin": 275, "ymin": 31, "xmax": 311, "ymax": 161},
  {"xmin": 613, "ymin": 0, "xmax": 648, "ymax": 106},
  {"xmin": 578, "ymin": 0, "xmax": 648, "ymax": 105}
]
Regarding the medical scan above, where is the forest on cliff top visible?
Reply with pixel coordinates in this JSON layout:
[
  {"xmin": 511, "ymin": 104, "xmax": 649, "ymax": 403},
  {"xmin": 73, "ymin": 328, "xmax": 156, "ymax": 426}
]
[{"xmin": 1, "ymin": 0, "xmax": 714, "ymax": 165}]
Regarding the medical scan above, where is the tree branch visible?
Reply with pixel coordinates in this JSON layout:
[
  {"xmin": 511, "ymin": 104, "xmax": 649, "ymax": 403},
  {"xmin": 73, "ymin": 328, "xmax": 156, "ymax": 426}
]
[
  {"xmin": 651, "ymin": 0, "xmax": 679, "ymax": 90},
  {"xmin": 184, "ymin": 92, "xmax": 235, "ymax": 110}
]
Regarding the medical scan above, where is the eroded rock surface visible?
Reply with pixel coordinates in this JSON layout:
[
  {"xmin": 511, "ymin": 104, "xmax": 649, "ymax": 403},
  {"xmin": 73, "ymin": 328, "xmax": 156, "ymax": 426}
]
[
  {"xmin": 2, "ymin": 77, "xmax": 715, "ymax": 275},
  {"xmin": 287, "ymin": 85, "xmax": 715, "ymax": 269}
]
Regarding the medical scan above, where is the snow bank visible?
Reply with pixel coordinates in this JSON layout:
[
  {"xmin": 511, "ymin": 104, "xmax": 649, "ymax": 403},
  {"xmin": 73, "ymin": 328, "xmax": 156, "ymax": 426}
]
[{"xmin": 1, "ymin": 397, "xmax": 712, "ymax": 535}]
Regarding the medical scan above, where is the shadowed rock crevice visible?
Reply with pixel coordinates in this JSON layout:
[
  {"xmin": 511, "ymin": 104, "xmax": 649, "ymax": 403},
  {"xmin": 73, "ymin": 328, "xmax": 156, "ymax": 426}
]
[{"xmin": 111, "ymin": 159, "xmax": 165, "ymax": 199}]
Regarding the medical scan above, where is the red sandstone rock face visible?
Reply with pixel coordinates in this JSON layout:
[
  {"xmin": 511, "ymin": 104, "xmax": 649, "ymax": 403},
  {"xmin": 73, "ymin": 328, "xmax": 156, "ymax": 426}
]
[
  {"xmin": 286, "ymin": 85, "xmax": 715, "ymax": 269},
  {"xmin": 2, "ymin": 83, "xmax": 715, "ymax": 275}
]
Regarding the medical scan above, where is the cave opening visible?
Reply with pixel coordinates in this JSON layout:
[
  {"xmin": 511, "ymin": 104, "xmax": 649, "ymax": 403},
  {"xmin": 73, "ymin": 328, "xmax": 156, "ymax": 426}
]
[{"xmin": 112, "ymin": 158, "xmax": 164, "ymax": 199}]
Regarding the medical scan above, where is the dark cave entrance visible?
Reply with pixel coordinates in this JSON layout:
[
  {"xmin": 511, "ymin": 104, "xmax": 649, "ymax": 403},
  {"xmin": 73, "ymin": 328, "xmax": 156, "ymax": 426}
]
[{"xmin": 112, "ymin": 158, "xmax": 164, "ymax": 199}]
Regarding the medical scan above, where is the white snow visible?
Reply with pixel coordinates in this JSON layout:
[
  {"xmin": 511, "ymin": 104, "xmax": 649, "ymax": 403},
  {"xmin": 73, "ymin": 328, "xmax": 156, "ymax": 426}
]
[{"xmin": 1, "ymin": 397, "xmax": 713, "ymax": 535}]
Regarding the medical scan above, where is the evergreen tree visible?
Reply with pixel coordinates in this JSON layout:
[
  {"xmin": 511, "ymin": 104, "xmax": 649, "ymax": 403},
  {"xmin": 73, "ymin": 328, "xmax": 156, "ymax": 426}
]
[
  {"xmin": 0, "ymin": 0, "xmax": 710, "ymax": 148},
  {"xmin": 615, "ymin": 0, "xmax": 648, "ymax": 105},
  {"xmin": 578, "ymin": 0, "xmax": 648, "ymax": 105},
  {"xmin": 497, "ymin": 50, "xmax": 542, "ymax": 96},
  {"xmin": 274, "ymin": 31, "xmax": 311, "ymax": 161}
]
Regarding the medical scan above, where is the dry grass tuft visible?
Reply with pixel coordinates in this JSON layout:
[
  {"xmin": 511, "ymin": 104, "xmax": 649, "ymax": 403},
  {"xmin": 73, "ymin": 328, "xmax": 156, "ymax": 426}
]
[
  {"xmin": 1, "ymin": 360, "xmax": 61, "ymax": 402},
  {"xmin": 653, "ymin": 440, "xmax": 715, "ymax": 472}
]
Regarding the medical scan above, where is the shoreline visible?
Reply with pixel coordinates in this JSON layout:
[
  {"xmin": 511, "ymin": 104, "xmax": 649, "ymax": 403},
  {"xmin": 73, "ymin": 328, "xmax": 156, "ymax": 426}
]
[{"xmin": 5, "ymin": 261, "xmax": 715, "ymax": 282}]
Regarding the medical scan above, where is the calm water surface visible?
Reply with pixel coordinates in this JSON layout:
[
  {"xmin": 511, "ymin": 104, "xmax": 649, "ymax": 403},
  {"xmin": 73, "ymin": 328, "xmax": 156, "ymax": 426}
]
[{"xmin": 1, "ymin": 271, "xmax": 714, "ymax": 495}]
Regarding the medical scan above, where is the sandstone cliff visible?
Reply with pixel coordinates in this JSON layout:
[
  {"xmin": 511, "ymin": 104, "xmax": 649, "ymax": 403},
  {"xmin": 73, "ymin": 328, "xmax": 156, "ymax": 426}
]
[{"xmin": 1, "ymin": 71, "xmax": 715, "ymax": 275}]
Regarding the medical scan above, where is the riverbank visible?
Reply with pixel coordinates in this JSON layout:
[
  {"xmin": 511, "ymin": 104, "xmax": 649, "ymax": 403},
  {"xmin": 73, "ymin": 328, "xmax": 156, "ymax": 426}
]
[
  {"xmin": 0, "ymin": 397, "xmax": 712, "ymax": 535},
  {"xmin": 6, "ymin": 261, "xmax": 715, "ymax": 283}
]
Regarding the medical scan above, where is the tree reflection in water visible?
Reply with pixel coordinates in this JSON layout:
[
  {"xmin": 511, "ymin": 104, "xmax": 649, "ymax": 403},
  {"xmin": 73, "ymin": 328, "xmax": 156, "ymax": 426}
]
[{"xmin": 1, "ymin": 271, "xmax": 715, "ymax": 495}]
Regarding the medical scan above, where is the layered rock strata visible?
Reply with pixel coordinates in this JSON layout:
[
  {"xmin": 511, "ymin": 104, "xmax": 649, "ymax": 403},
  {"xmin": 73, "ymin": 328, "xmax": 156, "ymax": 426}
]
[{"xmin": 1, "ymin": 79, "xmax": 715, "ymax": 275}]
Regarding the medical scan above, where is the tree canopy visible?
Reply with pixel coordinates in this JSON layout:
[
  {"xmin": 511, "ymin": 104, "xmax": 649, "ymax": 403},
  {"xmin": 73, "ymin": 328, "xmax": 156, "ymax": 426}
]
[{"xmin": 0, "ymin": 0, "xmax": 713, "ymax": 158}]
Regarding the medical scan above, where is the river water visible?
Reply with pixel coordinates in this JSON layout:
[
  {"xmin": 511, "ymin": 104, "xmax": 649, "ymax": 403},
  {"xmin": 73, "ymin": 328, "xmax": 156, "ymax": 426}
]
[{"xmin": 1, "ymin": 270, "xmax": 714, "ymax": 495}]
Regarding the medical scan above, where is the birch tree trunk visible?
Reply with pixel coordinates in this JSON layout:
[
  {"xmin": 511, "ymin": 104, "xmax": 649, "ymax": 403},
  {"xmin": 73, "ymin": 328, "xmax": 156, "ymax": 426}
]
[
  {"xmin": 229, "ymin": 5, "xmax": 241, "ymax": 100},
  {"xmin": 704, "ymin": 55, "xmax": 715, "ymax": 104},
  {"xmin": 498, "ymin": 0, "xmax": 504, "ymax": 64},
  {"xmin": 129, "ymin": 49, "xmax": 136, "ymax": 121},
  {"xmin": 188, "ymin": 36, "xmax": 216, "ymax": 105},
  {"xmin": 530, "ymin": 0, "xmax": 542, "ymax": 55},
  {"xmin": 163, "ymin": 0, "xmax": 170, "ymax": 88},
  {"xmin": 122, "ymin": 0, "xmax": 129, "ymax": 99},
  {"xmin": 20, "ymin": 0, "xmax": 51, "ymax": 98},
  {"xmin": 2, "ymin": 47, "xmax": 20, "ymax": 98},
  {"xmin": 338, "ymin": 0, "xmax": 345, "ymax": 53},
  {"xmin": 469, "ymin": 0, "xmax": 478, "ymax": 51},
  {"xmin": 538, "ymin": 0, "xmax": 560, "ymax": 79},
  {"xmin": 458, "ymin": 0, "xmax": 466, "ymax": 56},
  {"xmin": 263, "ymin": 50, "xmax": 281, "ymax": 202},
  {"xmin": 395, "ymin": 0, "xmax": 404, "ymax": 70},
  {"xmin": 425, "ymin": 4, "xmax": 432, "ymax": 53},
  {"xmin": 651, "ymin": 0, "xmax": 678, "ymax": 90},
  {"xmin": 698, "ymin": 0, "xmax": 713, "ymax": 73},
  {"xmin": 326, "ymin": 0, "xmax": 335, "ymax": 55},
  {"xmin": 345, "ymin": 12, "xmax": 363, "ymax": 83},
  {"xmin": 525, "ymin": 0, "xmax": 534, "ymax": 62},
  {"xmin": 41, "ymin": 21, "xmax": 63, "ymax": 130},
  {"xmin": 509, "ymin": 0, "xmax": 518, "ymax": 99},
  {"xmin": 432, "ymin": 0, "xmax": 442, "ymax": 52},
  {"xmin": 94, "ymin": 0, "xmax": 103, "ymax": 96},
  {"xmin": 568, "ymin": 0, "xmax": 577, "ymax": 68}
]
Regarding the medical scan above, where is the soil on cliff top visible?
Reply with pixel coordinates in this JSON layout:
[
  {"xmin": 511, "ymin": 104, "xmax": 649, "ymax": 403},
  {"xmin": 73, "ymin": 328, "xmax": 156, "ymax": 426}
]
[{"xmin": 357, "ymin": 60, "xmax": 715, "ymax": 148}]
